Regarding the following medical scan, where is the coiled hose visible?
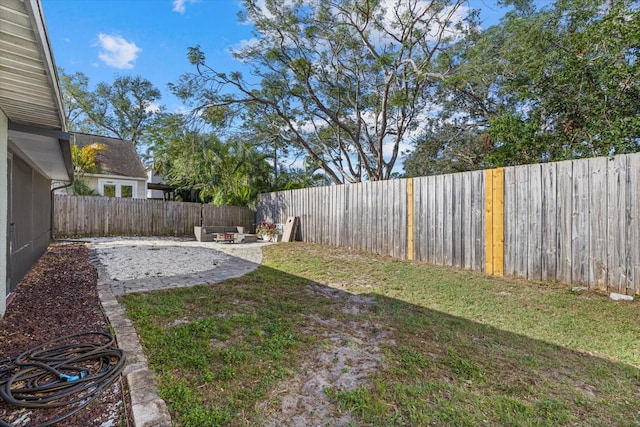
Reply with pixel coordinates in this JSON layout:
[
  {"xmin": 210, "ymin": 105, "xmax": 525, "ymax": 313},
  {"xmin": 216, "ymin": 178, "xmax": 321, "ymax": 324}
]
[{"xmin": 0, "ymin": 332, "xmax": 125, "ymax": 427}]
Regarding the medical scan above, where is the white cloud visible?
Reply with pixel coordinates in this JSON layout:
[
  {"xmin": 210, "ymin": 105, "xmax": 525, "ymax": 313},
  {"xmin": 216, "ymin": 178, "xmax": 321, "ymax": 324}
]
[
  {"xmin": 97, "ymin": 33, "xmax": 141, "ymax": 69},
  {"xmin": 383, "ymin": 140, "xmax": 415, "ymax": 159},
  {"xmin": 172, "ymin": 0, "xmax": 198, "ymax": 14},
  {"xmin": 243, "ymin": 0, "xmax": 470, "ymax": 45},
  {"xmin": 229, "ymin": 37, "xmax": 260, "ymax": 58},
  {"xmin": 249, "ymin": 0, "xmax": 306, "ymax": 20},
  {"xmin": 145, "ymin": 102, "xmax": 162, "ymax": 114},
  {"xmin": 377, "ymin": 0, "xmax": 471, "ymax": 44}
]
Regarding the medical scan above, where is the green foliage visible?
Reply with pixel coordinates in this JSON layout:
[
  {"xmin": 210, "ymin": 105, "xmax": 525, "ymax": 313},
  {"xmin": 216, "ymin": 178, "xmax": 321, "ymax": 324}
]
[
  {"xmin": 403, "ymin": 122, "xmax": 490, "ymax": 177},
  {"xmin": 70, "ymin": 141, "xmax": 107, "ymax": 196},
  {"xmin": 404, "ymin": 0, "xmax": 640, "ymax": 172},
  {"xmin": 147, "ymin": 113, "xmax": 273, "ymax": 206},
  {"xmin": 71, "ymin": 142, "xmax": 107, "ymax": 174},
  {"xmin": 486, "ymin": 0, "xmax": 640, "ymax": 164},
  {"xmin": 443, "ymin": 348, "xmax": 484, "ymax": 381},
  {"xmin": 59, "ymin": 69, "xmax": 92, "ymax": 132},
  {"xmin": 70, "ymin": 180, "xmax": 99, "ymax": 196},
  {"xmin": 59, "ymin": 70, "xmax": 163, "ymax": 149},
  {"xmin": 171, "ymin": 0, "xmax": 477, "ymax": 183},
  {"xmin": 255, "ymin": 220, "xmax": 276, "ymax": 238},
  {"xmin": 121, "ymin": 243, "xmax": 640, "ymax": 426}
]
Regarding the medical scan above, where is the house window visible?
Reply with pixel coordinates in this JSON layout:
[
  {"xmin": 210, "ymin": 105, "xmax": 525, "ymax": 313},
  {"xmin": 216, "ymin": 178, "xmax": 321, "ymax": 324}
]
[
  {"xmin": 121, "ymin": 185, "xmax": 133, "ymax": 198},
  {"xmin": 99, "ymin": 179, "xmax": 137, "ymax": 198},
  {"xmin": 103, "ymin": 185, "xmax": 116, "ymax": 197}
]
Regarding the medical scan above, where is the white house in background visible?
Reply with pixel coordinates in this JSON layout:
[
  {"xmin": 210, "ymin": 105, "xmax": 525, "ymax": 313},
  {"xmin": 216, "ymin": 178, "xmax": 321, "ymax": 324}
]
[
  {"xmin": 73, "ymin": 133, "xmax": 147, "ymax": 198},
  {"xmin": 0, "ymin": 0, "xmax": 74, "ymax": 316},
  {"xmin": 146, "ymin": 166, "xmax": 176, "ymax": 200}
]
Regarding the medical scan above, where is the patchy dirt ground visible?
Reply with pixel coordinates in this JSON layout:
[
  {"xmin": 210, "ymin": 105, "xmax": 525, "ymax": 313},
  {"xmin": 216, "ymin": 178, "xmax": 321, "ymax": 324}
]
[
  {"xmin": 1, "ymin": 239, "xmax": 396, "ymax": 426},
  {"xmin": 0, "ymin": 243, "xmax": 130, "ymax": 427},
  {"xmin": 258, "ymin": 283, "xmax": 396, "ymax": 427}
]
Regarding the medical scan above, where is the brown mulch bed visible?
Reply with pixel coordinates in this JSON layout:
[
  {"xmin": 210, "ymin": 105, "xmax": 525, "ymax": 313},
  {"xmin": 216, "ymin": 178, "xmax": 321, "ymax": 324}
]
[{"xmin": 0, "ymin": 243, "xmax": 130, "ymax": 427}]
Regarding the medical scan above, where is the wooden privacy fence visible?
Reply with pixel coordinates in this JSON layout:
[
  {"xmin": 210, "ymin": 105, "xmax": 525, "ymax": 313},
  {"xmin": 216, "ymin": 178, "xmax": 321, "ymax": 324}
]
[
  {"xmin": 53, "ymin": 195, "xmax": 256, "ymax": 238},
  {"xmin": 257, "ymin": 151, "xmax": 640, "ymax": 295}
]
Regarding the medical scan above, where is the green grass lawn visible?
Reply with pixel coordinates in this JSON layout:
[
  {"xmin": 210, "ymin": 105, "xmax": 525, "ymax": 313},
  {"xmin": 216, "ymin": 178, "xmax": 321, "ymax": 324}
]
[{"xmin": 120, "ymin": 243, "xmax": 640, "ymax": 426}]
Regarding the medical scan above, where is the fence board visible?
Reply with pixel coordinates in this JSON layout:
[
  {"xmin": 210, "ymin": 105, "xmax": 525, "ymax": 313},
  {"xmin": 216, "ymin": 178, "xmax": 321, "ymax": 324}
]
[
  {"xmin": 629, "ymin": 155, "xmax": 640, "ymax": 294},
  {"xmin": 541, "ymin": 163, "xmax": 557, "ymax": 281},
  {"xmin": 428, "ymin": 176, "xmax": 437, "ymax": 264},
  {"xmin": 588, "ymin": 157, "xmax": 608, "ymax": 288},
  {"xmin": 557, "ymin": 161, "xmax": 573, "ymax": 283},
  {"xmin": 452, "ymin": 173, "xmax": 462, "ymax": 268},
  {"xmin": 435, "ymin": 175, "xmax": 444, "ymax": 265},
  {"xmin": 572, "ymin": 160, "xmax": 590, "ymax": 284},
  {"xmin": 607, "ymin": 156, "xmax": 628, "ymax": 291},
  {"xmin": 503, "ymin": 167, "xmax": 516, "ymax": 276},
  {"xmin": 54, "ymin": 195, "xmax": 254, "ymax": 238},
  {"xmin": 256, "ymin": 152, "xmax": 640, "ymax": 294},
  {"xmin": 471, "ymin": 171, "xmax": 484, "ymax": 272},
  {"xmin": 527, "ymin": 164, "xmax": 542, "ymax": 280},
  {"xmin": 443, "ymin": 175, "xmax": 453, "ymax": 265},
  {"xmin": 515, "ymin": 166, "xmax": 530, "ymax": 278},
  {"xmin": 462, "ymin": 173, "xmax": 472, "ymax": 270},
  {"xmin": 414, "ymin": 177, "xmax": 424, "ymax": 261},
  {"xmin": 368, "ymin": 183, "xmax": 376, "ymax": 254}
]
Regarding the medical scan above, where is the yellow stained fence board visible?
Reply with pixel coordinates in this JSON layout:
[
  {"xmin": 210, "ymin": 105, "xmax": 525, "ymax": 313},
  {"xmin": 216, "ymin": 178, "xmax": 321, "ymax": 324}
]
[
  {"xmin": 485, "ymin": 170, "xmax": 494, "ymax": 274},
  {"xmin": 492, "ymin": 168, "xmax": 504, "ymax": 276}
]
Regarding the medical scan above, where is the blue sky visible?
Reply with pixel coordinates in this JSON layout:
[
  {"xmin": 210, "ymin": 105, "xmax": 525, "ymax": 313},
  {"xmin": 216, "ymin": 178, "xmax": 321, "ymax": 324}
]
[
  {"xmin": 42, "ymin": 0, "xmax": 255, "ymax": 112},
  {"xmin": 42, "ymin": 0, "xmax": 516, "ymax": 113}
]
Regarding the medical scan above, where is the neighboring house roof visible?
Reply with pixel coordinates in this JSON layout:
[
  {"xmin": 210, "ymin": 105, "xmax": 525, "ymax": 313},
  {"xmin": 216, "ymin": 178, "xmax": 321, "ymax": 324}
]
[
  {"xmin": 0, "ymin": 0, "xmax": 72, "ymax": 182},
  {"xmin": 74, "ymin": 133, "xmax": 147, "ymax": 179}
]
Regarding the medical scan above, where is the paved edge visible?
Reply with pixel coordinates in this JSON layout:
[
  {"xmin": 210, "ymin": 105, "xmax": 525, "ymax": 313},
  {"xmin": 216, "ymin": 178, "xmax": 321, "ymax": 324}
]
[
  {"xmin": 95, "ymin": 265, "xmax": 173, "ymax": 427},
  {"xmin": 89, "ymin": 241, "xmax": 266, "ymax": 427}
]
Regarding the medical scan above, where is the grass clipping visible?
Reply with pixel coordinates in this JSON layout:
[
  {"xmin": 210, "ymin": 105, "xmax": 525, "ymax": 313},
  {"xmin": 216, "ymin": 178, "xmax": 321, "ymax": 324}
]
[{"xmin": 120, "ymin": 243, "xmax": 640, "ymax": 426}]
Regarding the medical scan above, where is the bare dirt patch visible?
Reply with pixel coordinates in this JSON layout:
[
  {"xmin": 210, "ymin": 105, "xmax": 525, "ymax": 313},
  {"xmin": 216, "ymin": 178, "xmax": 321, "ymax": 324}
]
[{"xmin": 259, "ymin": 282, "xmax": 396, "ymax": 426}]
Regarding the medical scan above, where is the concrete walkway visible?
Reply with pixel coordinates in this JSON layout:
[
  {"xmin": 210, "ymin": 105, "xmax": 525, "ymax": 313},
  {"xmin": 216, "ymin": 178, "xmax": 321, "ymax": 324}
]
[{"xmin": 86, "ymin": 238, "xmax": 269, "ymax": 427}]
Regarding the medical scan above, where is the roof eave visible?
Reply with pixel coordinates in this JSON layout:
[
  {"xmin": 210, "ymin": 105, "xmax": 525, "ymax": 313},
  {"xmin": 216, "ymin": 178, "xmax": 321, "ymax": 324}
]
[{"xmin": 23, "ymin": 0, "xmax": 66, "ymax": 131}]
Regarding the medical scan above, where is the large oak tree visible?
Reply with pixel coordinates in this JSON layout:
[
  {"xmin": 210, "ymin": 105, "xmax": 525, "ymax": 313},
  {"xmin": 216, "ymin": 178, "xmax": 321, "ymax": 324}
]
[
  {"xmin": 59, "ymin": 70, "xmax": 163, "ymax": 149},
  {"xmin": 171, "ymin": 0, "xmax": 476, "ymax": 183}
]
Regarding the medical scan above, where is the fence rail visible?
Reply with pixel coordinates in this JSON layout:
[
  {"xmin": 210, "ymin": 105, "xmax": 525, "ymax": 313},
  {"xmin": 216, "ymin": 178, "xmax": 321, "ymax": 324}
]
[
  {"xmin": 53, "ymin": 195, "xmax": 255, "ymax": 238},
  {"xmin": 257, "ymin": 152, "xmax": 640, "ymax": 295}
]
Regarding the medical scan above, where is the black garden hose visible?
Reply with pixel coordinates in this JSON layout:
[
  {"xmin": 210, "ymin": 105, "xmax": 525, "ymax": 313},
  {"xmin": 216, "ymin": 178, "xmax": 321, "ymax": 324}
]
[{"xmin": 0, "ymin": 332, "xmax": 125, "ymax": 427}]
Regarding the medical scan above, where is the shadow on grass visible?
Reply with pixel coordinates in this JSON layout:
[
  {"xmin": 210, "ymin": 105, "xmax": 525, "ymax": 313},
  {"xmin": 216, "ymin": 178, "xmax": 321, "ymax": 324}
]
[{"xmin": 118, "ymin": 245, "xmax": 640, "ymax": 427}]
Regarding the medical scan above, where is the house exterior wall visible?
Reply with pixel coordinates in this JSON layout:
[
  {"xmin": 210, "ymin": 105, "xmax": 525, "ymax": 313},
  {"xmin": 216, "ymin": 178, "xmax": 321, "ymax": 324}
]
[
  {"xmin": 146, "ymin": 168, "xmax": 164, "ymax": 199},
  {"xmin": 0, "ymin": 111, "xmax": 8, "ymax": 316},
  {"xmin": 82, "ymin": 174, "xmax": 147, "ymax": 198},
  {"xmin": 9, "ymin": 154, "xmax": 51, "ymax": 295}
]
